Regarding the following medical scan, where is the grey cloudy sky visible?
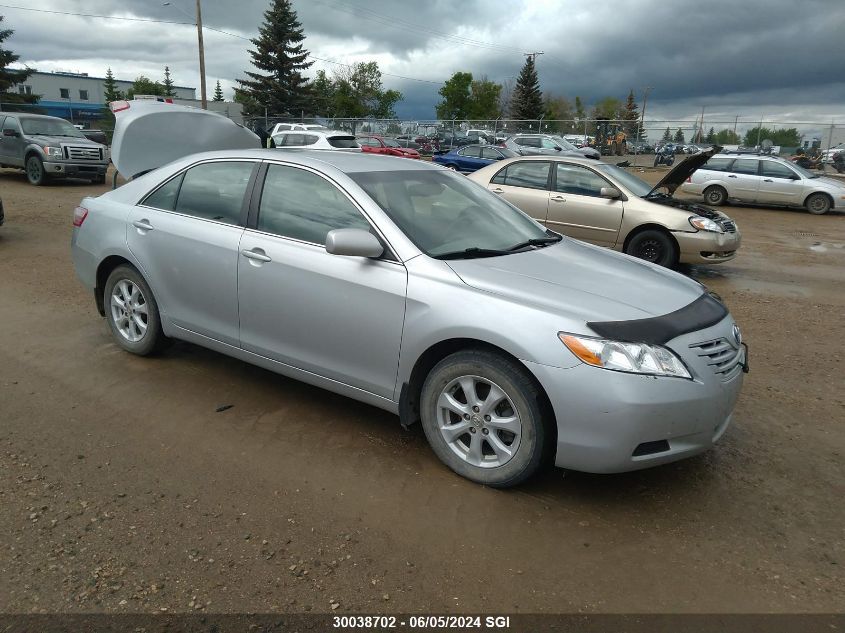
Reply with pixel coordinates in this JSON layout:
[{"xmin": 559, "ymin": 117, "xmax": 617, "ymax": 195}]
[{"xmin": 4, "ymin": 0, "xmax": 845, "ymax": 131}]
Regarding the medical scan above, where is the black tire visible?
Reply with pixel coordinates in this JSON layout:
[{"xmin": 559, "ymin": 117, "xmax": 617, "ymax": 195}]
[
  {"xmin": 626, "ymin": 229, "xmax": 678, "ymax": 268},
  {"xmin": 805, "ymin": 192, "xmax": 831, "ymax": 215},
  {"xmin": 703, "ymin": 185, "xmax": 727, "ymax": 206},
  {"xmin": 420, "ymin": 350, "xmax": 548, "ymax": 488},
  {"xmin": 103, "ymin": 265, "xmax": 167, "ymax": 356},
  {"xmin": 620, "ymin": 141, "xmax": 627, "ymax": 156},
  {"xmin": 653, "ymin": 155, "xmax": 660, "ymax": 167},
  {"xmin": 26, "ymin": 155, "xmax": 46, "ymax": 186}
]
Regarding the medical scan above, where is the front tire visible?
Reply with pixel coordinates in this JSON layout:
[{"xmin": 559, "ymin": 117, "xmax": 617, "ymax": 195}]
[
  {"xmin": 420, "ymin": 350, "xmax": 548, "ymax": 488},
  {"xmin": 805, "ymin": 192, "xmax": 831, "ymax": 215},
  {"xmin": 703, "ymin": 185, "xmax": 727, "ymax": 206},
  {"xmin": 26, "ymin": 155, "xmax": 46, "ymax": 186},
  {"xmin": 104, "ymin": 265, "xmax": 167, "ymax": 356},
  {"xmin": 626, "ymin": 229, "xmax": 678, "ymax": 268}
]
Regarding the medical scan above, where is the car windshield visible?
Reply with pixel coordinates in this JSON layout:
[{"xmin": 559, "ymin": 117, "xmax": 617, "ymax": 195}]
[
  {"xmin": 349, "ymin": 169, "xmax": 551, "ymax": 258},
  {"xmin": 592, "ymin": 163, "xmax": 654, "ymax": 197},
  {"xmin": 550, "ymin": 136, "xmax": 579, "ymax": 151},
  {"xmin": 789, "ymin": 161, "xmax": 820, "ymax": 179},
  {"xmin": 21, "ymin": 118, "xmax": 86, "ymax": 138}
]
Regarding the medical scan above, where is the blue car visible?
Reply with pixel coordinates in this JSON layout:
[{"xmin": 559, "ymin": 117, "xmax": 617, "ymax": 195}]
[{"xmin": 433, "ymin": 144, "xmax": 518, "ymax": 173}]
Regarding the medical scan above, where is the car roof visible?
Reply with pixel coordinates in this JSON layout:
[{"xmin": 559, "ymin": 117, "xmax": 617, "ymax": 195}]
[
  {"xmin": 184, "ymin": 148, "xmax": 440, "ymax": 174},
  {"xmin": 274, "ymin": 129, "xmax": 353, "ymax": 138}
]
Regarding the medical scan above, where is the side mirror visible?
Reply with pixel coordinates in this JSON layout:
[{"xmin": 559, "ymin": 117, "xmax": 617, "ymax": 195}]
[
  {"xmin": 2, "ymin": 129, "xmax": 19, "ymax": 137},
  {"xmin": 554, "ymin": 146, "xmax": 562, "ymax": 151},
  {"xmin": 325, "ymin": 228, "xmax": 384, "ymax": 258},
  {"xmin": 600, "ymin": 187, "xmax": 622, "ymax": 199}
]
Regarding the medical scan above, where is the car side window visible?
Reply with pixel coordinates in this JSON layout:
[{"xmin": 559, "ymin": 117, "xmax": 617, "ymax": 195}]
[
  {"xmin": 359, "ymin": 138, "xmax": 377, "ymax": 147},
  {"xmin": 731, "ymin": 159, "xmax": 759, "ymax": 175},
  {"xmin": 301, "ymin": 134, "xmax": 318, "ymax": 146},
  {"xmin": 491, "ymin": 161, "xmax": 550, "ymax": 190},
  {"xmin": 2, "ymin": 116, "xmax": 19, "ymax": 133},
  {"xmin": 257, "ymin": 164, "xmax": 371, "ymax": 244},
  {"xmin": 703, "ymin": 157, "xmax": 733, "ymax": 172},
  {"xmin": 142, "ymin": 174, "xmax": 184, "ymax": 211},
  {"xmin": 174, "ymin": 161, "xmax": 254, "ymax": 224},
  {"xmin": 283, "ymin": 134, "xmax": 304, "ymax": 147},
  {"xmin": 761, "ymin": 161, "xmax": 797, "ymax": 179},
  {"xmin": 554, "ymin": 163, "xmax": 611, "ymax": 197},
  {"xmin": 462, "ymin": 146, "xmax": 482, "ymax": 158},
  {"xmin": 481, "ymin": 147, "xmax": 501, "ymax": 160},
  {"xmin": 541, "ymin": 138, "xmax": 558, "ymax": 149}
]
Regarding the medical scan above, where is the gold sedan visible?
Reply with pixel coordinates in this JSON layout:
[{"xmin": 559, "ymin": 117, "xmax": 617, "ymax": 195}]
[{"xmin": 467, "ymin": 150, "xmax": 741, "ymax": 268}]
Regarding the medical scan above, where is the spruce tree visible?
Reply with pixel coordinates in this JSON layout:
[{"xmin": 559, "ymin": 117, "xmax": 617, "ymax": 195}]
[
  {"xmin": 509, "ymin": 56, "xmax": 543, "ymax": 122},
  {"xmin": 673, "ymin": 128, "xmax": 686, "ymax": 143},
  {"xmin": 213, "ymin": 80, "xmax": 224, "ymax": 101},
  {"xmin": 662, "ymin": 126, "xmax": 672, "ymax": 142},
  {"xmin": 162, "ymin": 66, "xmax": 175, "ymax": 97},
  {"xmin": 622, "ymin": 89, "xmax": 640, "ymax": 136},
  {"xmin": 236, "ymin": 0, "xmax": 313, "ymax": 116},
  {"xmin": 103, "ymin": 67, "xmax": 123, "ymax": 102},
  {"xmin": 0, "ymin": 16, "xmax": 37, "ymax": 104},
  {"xmin": 574, "ymin": 96, "xmax": 585, "ymax": 120}
]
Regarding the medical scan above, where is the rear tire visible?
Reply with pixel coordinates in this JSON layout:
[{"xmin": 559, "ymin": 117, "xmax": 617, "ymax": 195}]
[
  {"xmin": 103, "ymin": 265, "xmax": 167, "ymax": 356},
  {"xmin": 420, "ymin": 350, "xmax": 547, "ymax": 488},
  {"xmin": 625, "ymin": 229, "xmax": 678, "ymax": 268},
  {"xmin": 703, "ymin": 185, "xmax": 727, "ymax": 206},
  {"xmin": 26, "ymin": 155, "xmax": 46, "ymax": 186},
  {"xmin": 805, "ymin": 192, "xmax": 831, "ymax": 215}
]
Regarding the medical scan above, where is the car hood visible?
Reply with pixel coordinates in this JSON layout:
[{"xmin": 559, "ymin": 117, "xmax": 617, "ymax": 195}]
[
  {"xmin": 649, "ymin": 145, "xmax": 722, "ymax": 195},
  {"xmin": 640, "ymin": 194, "xmax": 733, "ymax": 221},
  {"xmin": 110, "ymin": 100, "xmax": 259, "ymax": 178},
  {"xmin": 445, "ymin": 238, "xmax": 705, "ymax": 326},
  {"xmin": 28, "ymin": 134, "xmax": 101, "ymax": 146}
]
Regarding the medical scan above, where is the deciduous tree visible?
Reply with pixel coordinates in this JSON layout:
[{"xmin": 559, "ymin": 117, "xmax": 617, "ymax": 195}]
[
  {"xmin": 126, "ymin": 76, "xmax": 165, "ymax": 99},
  {"xmin": 435, "ymin": 72, "xmax": 473, "ymax": 120}
]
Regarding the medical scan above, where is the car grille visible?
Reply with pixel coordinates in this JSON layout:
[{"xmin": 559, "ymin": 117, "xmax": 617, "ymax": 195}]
[
  {"xmin": 720, "ymin": 219, "xmax": 737, "ymax": 233},
  {"xmin": 689, "ymin": 337, "xmax": 743, "ymax": 378},
  {"xmin": 64, "ymin": 146, "xmax": 103, "ymax": 161}
]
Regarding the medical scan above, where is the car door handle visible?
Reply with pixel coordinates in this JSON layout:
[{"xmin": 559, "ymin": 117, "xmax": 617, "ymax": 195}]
[
  {"xmin": 550, "ymin": 195, "xmax": 566, "ymax": 202},
  {"xmin": 728, "ymin": 175, "xmax": 737, "ymax": 178},
  {"xmin": 763, "ymin": 179, "xmax": 773, "ymax": 182},
  {"xmin": 132, "ymin": 219, "xmax": 153, "ymax": 231},
  {"xmin": 241, "ymin": 248, "xmax": 272, "ymax": 263},
  {"xmin": 491, "ymin": 188, "xmax": 504, "ymax": 194}
]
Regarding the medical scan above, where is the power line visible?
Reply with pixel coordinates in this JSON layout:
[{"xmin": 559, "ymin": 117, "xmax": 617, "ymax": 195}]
[{"xmin": 0, "ymin": 2, "xmax": 443, "ymax": 85}]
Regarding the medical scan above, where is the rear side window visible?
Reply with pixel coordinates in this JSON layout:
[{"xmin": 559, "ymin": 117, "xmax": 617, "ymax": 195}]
[
  {"xmin": 702, "ymin": 157, "xmax": 733, "ymax": 172},
  {"xmin": 481, "ymin": 147, "xmax": 502, "ymax": 160},
  {"xmin": 2, "ymin": 116, "xmax": 19, "ymax": 133},
  {"xmin": 328, "ymin": 136, "xmax": 359, "ymax": 148},
  {"xmin": 731, "ymin": 159, "xmax": 759, "ymax": 175},
  {"xmin": 282, "ymin": 134, "xmax": 304, "ymax": 147},
  {"xmin": 257, "ymin": 164, "xmax": 370, "ymax": 244},
  {"xmin": 174, "ymin": 161, "xmax": 254, "ymax": 224},
  {"xmin": 515, "ymin": 137, "xmax": 540, "ymax": 147},
  {"xmin": 761, "ymin": 161, "xmax": 797, "ymax": 179},
  {"xmin": 301, "ymin": 134, "xmax": 319, "ymax": 146},
  {"xmin": 491, "ymin": 161, "xmax": 550, "ymax": 190},
  {"xmin": 142, "ymin": 174, "xmax": 184, "ymax": 211}
]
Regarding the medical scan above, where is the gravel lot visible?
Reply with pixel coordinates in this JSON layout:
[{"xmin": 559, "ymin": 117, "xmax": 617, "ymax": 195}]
[{"xmin": 0, "ymin": 164, "xmax": 843, "ymax": 615}]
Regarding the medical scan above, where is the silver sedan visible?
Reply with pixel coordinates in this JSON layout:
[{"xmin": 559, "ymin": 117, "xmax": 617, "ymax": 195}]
[{"xmin": 71, "ymin": 149, "xmax": 747, "ymax": 487}]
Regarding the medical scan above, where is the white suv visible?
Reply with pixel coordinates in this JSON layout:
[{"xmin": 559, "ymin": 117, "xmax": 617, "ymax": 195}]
[
  {"xmin": 269, "ymin": 122, "xmax": 328, "ymax": 136},
  {"xmin": 680, "ymin": 153, "xmax": 845, "ymax": 215},
  {"xmin": 272, "ymin": 130, "xmax": 361, "ymax": 151}
]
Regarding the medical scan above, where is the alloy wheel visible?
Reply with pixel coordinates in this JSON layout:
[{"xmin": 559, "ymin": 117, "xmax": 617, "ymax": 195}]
[
  {"xmin": 27, "ymin": 158, "xmax": 43, "ymax": 184},
  {"xmin": 110, "ymin": 279, "xmax": 149, "ymax": 342},
  {"xmin": 436, "ymin": 375, "xmax": 522, "ymax": 468}
]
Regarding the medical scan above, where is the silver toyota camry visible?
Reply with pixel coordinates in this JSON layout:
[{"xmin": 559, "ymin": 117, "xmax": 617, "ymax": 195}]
[{"xmin": 71, "ymin": 104, "xmax": 748, "ymax": 488}]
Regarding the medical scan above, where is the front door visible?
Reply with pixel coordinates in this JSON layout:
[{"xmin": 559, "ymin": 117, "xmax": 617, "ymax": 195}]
[
  {"xmin": 486, "ymin": 160, "xmax": 552, "ymax": 223},
  {"xmin": 126, "ymin": 160, "xmax": 256, "ymax": 346},
  {"xmin": 546, "ymin": 162, "xmax": 624, "ymax": 247},
  {"xmin": 757, "ymin": 160, "xmax": 804, "ymax": 206},
  {"xmin": 237, "ymin": 163, "xmax": 407, "ymax": 399}
]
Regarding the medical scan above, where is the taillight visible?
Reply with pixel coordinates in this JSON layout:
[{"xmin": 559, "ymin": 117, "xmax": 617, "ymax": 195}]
[
  {"xmin": 73, "ymin": 206, "xmax": 89, "ymax": 227},
  {"xmin": 110, "ymin": 100, "xmax": 130, "ymax": 112},
  {"xmin": 686, "ymin": 176, "xmax": 692, "ymax": 182}
]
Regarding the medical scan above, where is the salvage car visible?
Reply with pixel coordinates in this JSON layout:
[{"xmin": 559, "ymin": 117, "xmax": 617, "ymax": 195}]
[
  {"xmin": 679, "ymin": 153, "xmax": 845, "ymax": 214},
  {"xmin": 273, "ymin": 130, "xmax": 361, "ymax": 151},
  {"xmin": 71, "ymin": 101, "xmax": 747, "ymax": 487},
  {"xmin": 468, "ymin": 148, "xmax": 741, "ymax": 267},
  {"xmin": 432, "ymin": 144, "xmax": 518, "ymax": 173},
  {"xmin": 357, "ymin": 135, "xmax": 421, "ymax": 159}
]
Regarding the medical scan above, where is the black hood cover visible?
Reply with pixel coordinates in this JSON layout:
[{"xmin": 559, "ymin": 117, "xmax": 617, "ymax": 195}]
[{"xmin": 649, "ymin": 145, "xmax": 722, "ymax": 196}]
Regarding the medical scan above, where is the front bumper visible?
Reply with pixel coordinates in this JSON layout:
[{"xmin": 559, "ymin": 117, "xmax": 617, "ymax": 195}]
[
  {"xmin": 524, "ymin": 317, "xmax": 746, "ymax": 473},
  {"xmin": 43, "ymin": 161, "xmax": 108, "ymax": 179},
  {"xmin": 673, "ymin": 229, "xmax": 741, "ymax": 264}
]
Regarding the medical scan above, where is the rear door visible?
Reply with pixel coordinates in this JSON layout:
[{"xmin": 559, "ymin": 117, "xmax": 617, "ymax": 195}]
[
  {"xmin": 547, "ymin": 162, "xmax": 624, "ymax": 247},
  {"xmin": 486, "ymin": 160, "xmax": 552, "ymax": 223},
  {"xmin": 0, "ymin": 116, "xmax": 24, "ymax": 166},
  {"xmin": 237, "ymin": 162, "xmax": 407, "ymax": 398},
  {"xmin": 127, "ymin": 160, "xmax": 257, "ymax": 346},
  {"xmin": 725, "ymin": 158, "xmax": 762, "ymax": 202},
  {"xmin": 757, "ymin": 160, "xmax": 803, "ymax": 206},
  {"xmin": 456, "ymin": 146, "xmax": 486, "ymax": 172}
]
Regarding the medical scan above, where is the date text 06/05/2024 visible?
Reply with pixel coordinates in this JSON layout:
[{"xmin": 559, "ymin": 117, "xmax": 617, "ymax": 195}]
[{"xmin": 332, "ymin": 615, "xmax": 512, "ymax": 629}]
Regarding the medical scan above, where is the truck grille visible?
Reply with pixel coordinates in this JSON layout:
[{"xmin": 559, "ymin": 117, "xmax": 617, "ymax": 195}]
[
  {"xmin": 720, "ymin": 219, "xmax": 737, "ymax": 233},
  {"xmin": 64, "ymin": 146, "xmax": 103, "ymax": 161},
  {"xmin": 689, "ymin": 338, "xmax": 743, "ymax": 378}
]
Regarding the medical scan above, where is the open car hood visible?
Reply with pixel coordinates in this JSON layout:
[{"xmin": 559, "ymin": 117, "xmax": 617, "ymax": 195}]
[
  {"xmin": 110, "ymin": 100, "xmax": 259, "ymax": 179},
  {"xmin": 648, "ymin": 145, "xmax": 722, "ymax": 196}
]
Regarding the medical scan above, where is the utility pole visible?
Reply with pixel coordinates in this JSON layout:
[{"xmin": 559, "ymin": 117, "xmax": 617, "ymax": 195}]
[
  {"xmin": 196, "ymin": 0, "xmax": 207, "ymax": 109},
  {"xmin": 638, "ymin": 86, "xmax": 651, "ymax": 143},
  {"xmin": 698, "ymin": 105, "xmax": 705, "ymax": 142},
  {"xmin": 523, "ymin": 51, "xmax": 544, "ymax": 63}
]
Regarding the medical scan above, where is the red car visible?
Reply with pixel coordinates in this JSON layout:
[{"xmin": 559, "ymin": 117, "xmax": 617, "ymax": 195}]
[{"xmin": 356, "ymin": 135, "xmax": 421, "ymax": 159}]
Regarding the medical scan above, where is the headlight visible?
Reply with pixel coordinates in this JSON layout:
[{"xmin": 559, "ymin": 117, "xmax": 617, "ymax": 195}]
[
  {"xmin": 42, "ymin": 146, "xmax": 63, "ymax": 158},
  {"xmin": 689, "ymin": 216, "xmax": 723, "ymax": 233},
  {"xmin": 559, "ymin": 332, "xmax": 692, "ymax": 379}
]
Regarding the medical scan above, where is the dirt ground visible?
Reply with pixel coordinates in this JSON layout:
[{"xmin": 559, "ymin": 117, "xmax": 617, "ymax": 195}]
[{"xmin": 0, "ymin": 164, "xmax": 843, "ymax": 616}]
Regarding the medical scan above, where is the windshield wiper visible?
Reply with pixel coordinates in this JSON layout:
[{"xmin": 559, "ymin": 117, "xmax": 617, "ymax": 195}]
[
  {"xmin": 433, "ymin": 247, "xmax": 511, "ymax": 260},
  {"xmin": 506, "ymin": 235, "xmax": 563, "ymax": 251}
]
